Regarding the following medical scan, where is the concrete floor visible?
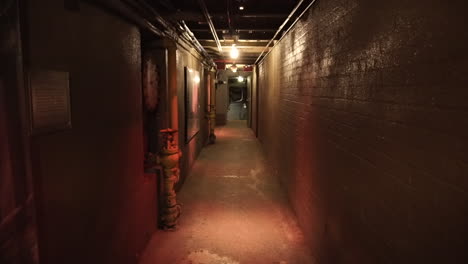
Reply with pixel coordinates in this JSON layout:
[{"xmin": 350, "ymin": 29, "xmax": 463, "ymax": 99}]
[{"xmin": 139, "ymin": 121, "xmax": 315, "ymax": 264}]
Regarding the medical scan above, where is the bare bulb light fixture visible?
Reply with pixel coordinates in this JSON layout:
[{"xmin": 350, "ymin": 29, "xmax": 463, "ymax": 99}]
[
  {"xmin": 239, "ymin": 6, "xmax": 244, "ymax": 10},
  {"xmin": 230, "ymin": 44, "xmax": 239, "ymax": 59},
  {"xmin": 238, "ymin": 76, "xmax": 244, "ymax": 82},
  {"xmin": 230, "ymin": 64, "xmax": 237, "ymax": 73}
]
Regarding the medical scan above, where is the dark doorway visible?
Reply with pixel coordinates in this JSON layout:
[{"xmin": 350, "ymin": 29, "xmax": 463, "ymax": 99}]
[{"xmin": 227, "ymin": 76, "xmax": 248, "ymax": 121}]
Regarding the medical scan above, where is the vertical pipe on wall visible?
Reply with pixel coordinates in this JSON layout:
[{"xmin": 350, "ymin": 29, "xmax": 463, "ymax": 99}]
[
  {"xmin": 164, "ymin": 48, "xmax": 169, "ymax": 129},
  {"xmin": 208, "ymin": 69, "xmax": 216, "ymax": 143},
  {"xmin": 156, "ymin": 40, "xmax": 182, "ymax": 230},
  {"xmin": 167, "ymin": 45, "xmax": 178, "ymax": 133}
]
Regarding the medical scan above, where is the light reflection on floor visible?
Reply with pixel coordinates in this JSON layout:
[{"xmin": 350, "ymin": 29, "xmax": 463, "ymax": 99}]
[{"xmin": 139, "ymin": 121, "xmax": 315, "ymax": 264}]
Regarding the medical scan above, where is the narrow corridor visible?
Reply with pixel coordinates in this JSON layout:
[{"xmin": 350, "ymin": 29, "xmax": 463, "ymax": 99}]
[
  {"xmin": 140, "ymin": 121, "xmax": 314, "ymax": 264},
  {"xmin": 2, "ymin": 0, "xmax": 467, "ymax": 263}
]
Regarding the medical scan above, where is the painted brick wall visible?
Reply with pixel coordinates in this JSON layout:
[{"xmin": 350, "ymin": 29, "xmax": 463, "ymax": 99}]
[{"xmin": 257, "ymin": 0, "xmax": 468, "ymax": 263}]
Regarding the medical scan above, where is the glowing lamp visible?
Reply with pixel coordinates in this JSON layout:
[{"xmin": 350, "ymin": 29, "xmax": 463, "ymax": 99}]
[
  {"xmin": 238, "ymin": 76, "xmax": 244, "ymax": 82},
  {"xmin": 193, "ymin": 76, "xmax": 200, "ymax": 83},
  {"xmin": 230, "ymin": 65, "xmax": 237, "ymax": 73},
  {"xmin": 230, "ymin": 44, "xmax": 239, "ymax": 59}
]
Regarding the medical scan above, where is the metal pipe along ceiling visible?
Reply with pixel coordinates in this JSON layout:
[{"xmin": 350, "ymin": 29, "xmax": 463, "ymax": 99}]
[
  {"xmin": 257, "ymin": 0, "xmax": 318, "ymax": 65},
  {"xmin": 198, "ymin": 0, "xmax": 223, "ymax": 53},
  {"xmin": 226, "ymin": 0, "xmax": 232, "ymax": 34},
  {"xmin": 254, "ymin": 0, "xmax": 307, "ymax": 64}
]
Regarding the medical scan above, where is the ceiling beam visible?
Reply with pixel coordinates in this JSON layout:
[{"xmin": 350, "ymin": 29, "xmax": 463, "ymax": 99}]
[
  {"xmin": 194, "ymin": 32, "xmax": 277, "ymax": 41},
  {"xmin": 191, "ymin": 28, "xmax": 277, "ymax": 32},
  {"xmin": 199, "ymin": 40, "xmax": 272, "ymax": 44},
  {"xmin": 163, "ymin": 11, "xmax": 288, "ymax": 21}
]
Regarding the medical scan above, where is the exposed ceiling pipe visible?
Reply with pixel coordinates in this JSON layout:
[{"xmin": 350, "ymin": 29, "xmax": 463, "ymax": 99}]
[
  {"xmin": 180, "ymin": 21, "xmax": 212, "ymax": 58},
  {"xmin": 257, "ymin": 0, "xmax": 317, "ymax": 65},
  {"xmin": 198, "ymin": 0, "xmax": 223, "ymax": 53},
  {"xmin": 191, "ymin": 28, "xmax": 277, "ymax": 32},
  {"xmin": 240, "ymin": 14, "xmax": 288, "ymax": 18},
  {"xmin": 254, "ymin": 0, "xmax": 306, "ymax": 64},
  {"xmin": 134, "ymin": 0, "xmax": 215, "ymax": 65},
  {"xmin": 163, "ymin": 12, "xmax": 288, "ymax": 21},
  {"xmin": 226, "ymin": 0, "xmax": 233, "ymax": 34},
  {"xmin": 92, "ymin": 0, "xmax": 215, "ymax": 67}
]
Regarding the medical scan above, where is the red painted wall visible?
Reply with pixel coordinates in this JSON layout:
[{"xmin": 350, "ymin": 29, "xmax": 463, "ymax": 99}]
[
  {"xmin": 257, "ymin": 0, "xmax": 468, "ymax": 263},
  {"xmin": 26, "ymin": 2, "xmax": 156, "ymax": 263}
]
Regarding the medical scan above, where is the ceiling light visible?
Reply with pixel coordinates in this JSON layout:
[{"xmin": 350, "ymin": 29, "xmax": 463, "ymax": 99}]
[
  {"xmin": 230, "ymin": 44, "xmax": 239, "ymax": 59},
  {"xmin": 230, "ymin": 64, "xmax": 237, "ymax": 73},
  {"xmin": 193, "ymin": 76, "xmax": 200, "ymax": 83},
  {"xmin": 238, "ymin": 76, "xmax": 244, "ymax": 82},
  {"xmin": 239, "ymin": 6, "xmax": 244, "ymax": 10}
]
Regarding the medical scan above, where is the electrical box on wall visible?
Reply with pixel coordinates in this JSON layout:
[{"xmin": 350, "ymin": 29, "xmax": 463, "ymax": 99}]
[{"xmin": 29, "ymin": 70, "xmax": 72, "ymax": 134}]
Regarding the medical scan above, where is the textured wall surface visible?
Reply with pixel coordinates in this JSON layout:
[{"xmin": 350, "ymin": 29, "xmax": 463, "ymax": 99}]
[
  {"xmin": 250, "ymin": 69, "xmax": 258, "ymax": 135},
  {"xmin": 27, "ymin": 1, "xmax": 156, "ymax": 263},
  {"xmin": 215, "ymin": 70, "xmax": 230, "ymax": 126},
  {"xmin": 176, "ymin": 48, "xmax": 209, "ymax": 189},
  {"xmin": 257, "ymin": 0, "xmax": 468, "ymax": 263},
  {"xmin": 0, "ymin": 2, "xmax": 38, "ymax": 263}
]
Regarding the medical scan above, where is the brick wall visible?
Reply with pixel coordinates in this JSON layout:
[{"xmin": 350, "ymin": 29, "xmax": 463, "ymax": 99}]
[{"xmin": 257, "ymin": 0, "xmax": 468, "ymax": 263}]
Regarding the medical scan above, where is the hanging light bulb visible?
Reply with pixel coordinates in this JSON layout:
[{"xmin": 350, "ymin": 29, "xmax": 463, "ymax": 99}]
[
  {"xmin": 230, "ymin": 64, "xmax": 237, "ymax": 73},
  {"xmin": 239, "ymin": 6, "xmax": 244, "ymax": 10},
  {"xmin": 230, "ymin": 44, "xmax": 239, "ymax": 59},
  {"xmin": 238, "ymin": 76, "xmax": 244, "ymax": 82}
]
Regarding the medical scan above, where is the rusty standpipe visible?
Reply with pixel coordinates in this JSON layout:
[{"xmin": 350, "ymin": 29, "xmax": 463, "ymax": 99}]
[
  {"xmin": 158, "ymin": 43, "xmax": 182, "ymax": 230},
  {"xmin": 208, "ymin": 104, "xmax": 216, "ymax": 144},
  {"xmin": 157, "ymin": 128, "xmax": 182, "ymax": 230},
  {"xmin": 207, "ymin": 70, "xmax": 217, "ymax": 144}
]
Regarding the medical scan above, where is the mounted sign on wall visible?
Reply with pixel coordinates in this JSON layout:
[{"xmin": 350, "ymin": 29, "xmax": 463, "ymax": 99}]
[
  {"xmin": 184, "ymin": 67, "xmax": 200, "ymax": 143},
  {"xmin": 29, "ymin": 70, "xmax": 72, "ymax": 134}
]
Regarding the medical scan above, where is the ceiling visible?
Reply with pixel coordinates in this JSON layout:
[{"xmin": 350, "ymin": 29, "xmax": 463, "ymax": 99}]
[{"xmin": 147, "ymin": 0, "xmax": 303, "ymax": 66}]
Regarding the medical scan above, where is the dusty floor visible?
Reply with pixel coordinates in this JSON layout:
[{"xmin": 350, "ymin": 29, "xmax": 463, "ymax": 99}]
[{"xmin": 139, "ymin": 121, "xmax": 315, "ymax": 264}]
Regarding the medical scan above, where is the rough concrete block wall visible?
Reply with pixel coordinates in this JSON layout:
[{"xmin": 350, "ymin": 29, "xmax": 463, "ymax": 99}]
[
  {"xmin": 257, "ymin": 0, "xmax": 468, "ymax": 263},
  {"xmin": 26, "ymin": 2, "xmax": 156, "ymax": 263}
]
